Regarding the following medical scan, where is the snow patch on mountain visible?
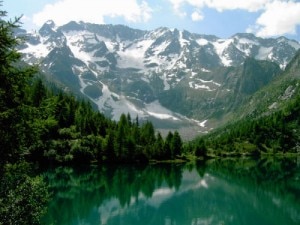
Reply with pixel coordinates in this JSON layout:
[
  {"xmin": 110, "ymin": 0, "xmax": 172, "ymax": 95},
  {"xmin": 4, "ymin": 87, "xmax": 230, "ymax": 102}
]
[
  {"xmin": 147, "ymin": 111, "xmax": 179, "ymax": 120},
  {"xmin": 20, "ymin": 41, "xmax": 51, "ymax": 59},
  {"xmin": 89, "ymin": 82, "xmax": 184, "ymax": 122},
  {"xmin": 92, "ymin": 82, "xmax": 144, "ymax": 120},
  {"xmin": 196, "ymin": 39, "xmax": 209, "ymax": 46},
  {"xmin": 256, "ymin": 47, "xmax": 273, "ymax": 60},
  {"xmin": 197, "ymin": 78, "xmax": 221, "ymax": 86},
  {"xmin": 189, "ymin": 83, "xmax": 214, "ymax": 91},
  {"xmin": 17, "ymin": 22, "xmax": 300, "ymax": 135},
  {"xmin": 193, "ymin": 119, "xmax": 207, "ymax": 128},
  {"xmin": 287, "ymin": 40, "xmax": 300, "ymax": 50},
  {"xmin": 162, "ymin": 73, "xmax": 171, "ymax": 90},
  {"xmin": 117, "ymin": 39, "xmax": 153, "ymax": 70},
  {"xmin": 65, "ymin": 31, "xmax": 92, "ymax": 61},
  {"xmin": 238, "ymin": 38, "xmax": 259, "ymax": 45},
  {"xmin": 213, "ymin": 39, "xmax": 234, "ymax": 66},
  {"xmin": 179, "ymin": 31, "xmax": 189, "ymax": 47},
  {"xmin": 145, "ymin": 100, "xmax": 180, "ymax": 121}
]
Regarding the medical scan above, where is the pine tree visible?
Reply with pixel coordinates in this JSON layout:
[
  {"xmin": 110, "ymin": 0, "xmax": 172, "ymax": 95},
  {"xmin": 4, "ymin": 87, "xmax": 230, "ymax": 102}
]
[
  {"xmin": 153, "ymin": 132, "xmax": 164, "ymax": 159},
  {"xmin": 0, "ymin": 7, "xmax": 37, "ymax": 163},
  {"xmin": 164, "ymin": 132, "xmax": 173, "ymax": 159},
  {"xmin": 194, "ymin": 138, "xmax": 207, "ymax": 157},
  {"xmin": 171, "ymin": 131, "xmax": 182, "ymax": 158},
  {"xmin": 0, "ymin": 4, "xmax": 49, "ymax": 224},
  {"xmin": 31, "ymin": 78, "xmax": 47, "ymax": 107}
]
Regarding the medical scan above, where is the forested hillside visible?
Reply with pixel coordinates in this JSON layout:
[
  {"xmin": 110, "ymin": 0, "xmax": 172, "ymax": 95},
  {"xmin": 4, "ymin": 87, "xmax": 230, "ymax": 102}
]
[
  {"xmin": 196, "ymin": 50, "xmax": 300, "ymax": 156},
  {"xmin": 0, "ymin": 9, "xmax": 49, "ymax": 225},
  {"xmin": 0, "ymin": 7, "xmax": 186, "ymax": 225},
  {"xmin": 17, "ymin": 17, "xmax": 300, "ymax": 134},
  {"xmin": 20, "ymin": 81, "xmax": 185, "ymax": 164},
  {"xmin": 0, "ymin": 7, "xmax": 187, "ymax": 224},
  {"xmin": 1, "ymin": 2, "xmax": 300, "ymax": 223},
  {"xmin": 0, "ymin": 34, "xmax": 184, "ymax": 165}
]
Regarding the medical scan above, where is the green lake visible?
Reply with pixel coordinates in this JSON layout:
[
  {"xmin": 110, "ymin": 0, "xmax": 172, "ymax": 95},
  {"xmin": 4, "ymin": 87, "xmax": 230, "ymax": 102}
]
[{"xmin": 42, "ymin": 157, "xmax": 300, "ymax": 225}]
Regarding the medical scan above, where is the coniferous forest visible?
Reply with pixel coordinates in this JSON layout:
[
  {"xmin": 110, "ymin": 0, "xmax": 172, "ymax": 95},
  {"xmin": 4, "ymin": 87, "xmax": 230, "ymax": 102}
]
[
  {"xmin": 1, "ymin": 2, "xmax": 300, "ymax": 224},
  {"xmin": 0, "ymin": 8, "xmax": 187, "ymax": 224},
  {"xmin": 0, "ymin": 10, "xmax": 186, "ymax": 167}
]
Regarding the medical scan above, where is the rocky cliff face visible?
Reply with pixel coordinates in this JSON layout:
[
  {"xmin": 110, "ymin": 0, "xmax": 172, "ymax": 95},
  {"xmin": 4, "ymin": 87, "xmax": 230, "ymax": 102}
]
[{"xmin": 17, "ymin": 21, "xmax": 300, "ymax": 137}]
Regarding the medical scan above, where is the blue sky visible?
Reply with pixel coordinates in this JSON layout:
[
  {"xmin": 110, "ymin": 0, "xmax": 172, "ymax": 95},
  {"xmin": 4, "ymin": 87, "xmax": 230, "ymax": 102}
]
[{"xmin": 3, "ymin": 0, "xmax": 300, "ymax": 41}]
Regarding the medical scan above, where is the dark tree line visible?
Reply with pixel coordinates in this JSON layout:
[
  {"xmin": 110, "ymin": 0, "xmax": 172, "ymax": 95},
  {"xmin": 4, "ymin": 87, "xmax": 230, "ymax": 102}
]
[
  {"xmin": 0, "ymin": 5, "xmax": 49, "ymax": 225},
  {"xmin": 43, "ymin": 163, "xmax": 185, "ymax": 224},
  {"xmin": 2, "ymin": 0, "xmax": 300, "ymax": 222},
  {"xmin": 13, "ymin": 78, "xmax": 185, "ymax": 164},
  {"xmin": 199, "ymin": 88, "xmax": 300, "ymax": 156},
  {"xmin": 0, "ymin": 5, "xmax": 186, "ymax": 223},
  {"xmin": 0, "ymin": 7, "xmax": 186, "ymax": 167}
]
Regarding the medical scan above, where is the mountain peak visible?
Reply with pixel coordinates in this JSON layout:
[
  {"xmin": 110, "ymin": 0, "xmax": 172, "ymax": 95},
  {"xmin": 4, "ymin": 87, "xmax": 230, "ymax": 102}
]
[
  {"xmin": 19, "ymin": 22, "xmax": 300, "ymax": 131},
  {"xmin": 24, "ymin": 22, "xmax": 300, "ymax": 70},
  {"xmin": 45, "ymin": 20, "xmax": 55, "ymax": 27},
  {"xmin": 232, "ymin": 33, "xmax": 257, "ymax": 40},
  {"xmin": 39, "ymin": 20, "xmax": 56, "ymax": 36},
  {"xmin": 60, "ymin": 21, "xmax": 84, "ymax": 32}
]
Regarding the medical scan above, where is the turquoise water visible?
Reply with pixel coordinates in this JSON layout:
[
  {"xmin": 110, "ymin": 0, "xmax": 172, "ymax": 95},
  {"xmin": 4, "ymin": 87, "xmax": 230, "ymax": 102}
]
[{"xmin": 43, "ymin": 157, "xmax": 300, "ymax": 225}]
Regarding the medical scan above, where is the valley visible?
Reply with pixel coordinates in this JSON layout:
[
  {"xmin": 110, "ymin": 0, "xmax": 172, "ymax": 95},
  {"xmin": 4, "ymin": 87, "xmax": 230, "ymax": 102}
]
[
  {"xmin": 17, "ymin": 21, "xmax": 300, "ymax": 138},
  {"xmin": 2, "ymin": 2, "xmax": 300, "ymax": 225}
]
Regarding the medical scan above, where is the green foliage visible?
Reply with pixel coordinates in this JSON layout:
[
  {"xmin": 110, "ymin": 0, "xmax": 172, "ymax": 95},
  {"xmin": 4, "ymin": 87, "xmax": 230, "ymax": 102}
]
[
  {"xmin": 0, "ymin": 6, "xmax": 50, "ymax": 224},
  {"xmin": 194, "ymin": 138, "xmax": 207, "ymax": 158},
  {"xmin": 0, "ymin": 0, "xmax": 186, "ymax": 166},
  {"xmin": 43, "ymin": 164, "xmax": 184, "ymax": 224},
  {"xmin": 200, "ymin": 88, "xmax": 300, "ymax": 156},
  {"xmin": 171, "ymin": 131, "xmax": 183, "ymax": 158},
  {"xmin": 8, "ymin": 74, "xmax": 186, "ymax": 164},
  {"xmin": 0, "ymin": 162, "xmax": 49, "ymax": 225},
  {"xmin": 30, "ymin": 78, "xmax": 47, "ymax": 107},
  {"xmin": 0, "ymin": 7, "xmax": 37, "ymax": 164}
]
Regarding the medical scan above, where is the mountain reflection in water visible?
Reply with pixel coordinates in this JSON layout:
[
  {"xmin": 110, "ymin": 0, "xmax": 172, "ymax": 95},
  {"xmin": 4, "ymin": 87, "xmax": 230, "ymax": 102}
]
[{"xmin": 42, "ymin": 157, "xmax": 300, "ymax": 225}]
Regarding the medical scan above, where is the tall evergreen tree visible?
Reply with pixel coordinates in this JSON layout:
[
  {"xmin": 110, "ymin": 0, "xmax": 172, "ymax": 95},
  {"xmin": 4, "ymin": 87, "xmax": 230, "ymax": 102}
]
[
  {"xmin": 30, "ymin": 78, "xmax": 47, "ymax": 107},
  {"xmin": 154, "ymin": 132, "xmax": 164, "ymax": 159},
  {"xmin": 164, "ymin": 132, "xmax": 173, "ymax": 159},
  {"xmin": 0, "ymin": 6, "xmax": 37, "ymax": 163},
  {"xmin": 171, "ymin": 131, "xmax": 182, "ymax": 158},
  {"xmin": 0, "ymin": 4, "xmax": 49, "ymax": 224}
]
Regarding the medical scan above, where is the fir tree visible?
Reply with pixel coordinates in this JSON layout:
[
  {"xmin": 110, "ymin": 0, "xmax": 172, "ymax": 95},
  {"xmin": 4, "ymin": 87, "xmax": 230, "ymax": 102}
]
[{"xmin": 0, "ymin": 5, "xmax": 37, "ymax": 163}]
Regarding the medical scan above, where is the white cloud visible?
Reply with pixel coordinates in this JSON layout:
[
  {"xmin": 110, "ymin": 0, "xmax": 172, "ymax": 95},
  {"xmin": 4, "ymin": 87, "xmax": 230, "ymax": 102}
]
[
  {"xmin": 191, "ymin": 11, "xmax": 203, "ymax": 21},
  {"xmin": 167, "ymin": 0, "xmax": 300, "ymax": 38},
  {"xmin": 204, "ymin": 0, "xmax": 270, "ymax": 12},
  {"xmin": 252, "ymin": 1, "xmax": 300, "ymax": 37},
  {"xmin": 32, "ymin": 0, "xmax": 152, "ymax": 27},
  {"xmin": 168, "ymin": 0, "xmax": 189, "ymax": 17},
  {"xmin": 168, "ymin": 0, "xmax": 205, "ymax": 18},
  {"xmin": 168, "ymin": 0, "xmax": 270, "ymax": 13}
]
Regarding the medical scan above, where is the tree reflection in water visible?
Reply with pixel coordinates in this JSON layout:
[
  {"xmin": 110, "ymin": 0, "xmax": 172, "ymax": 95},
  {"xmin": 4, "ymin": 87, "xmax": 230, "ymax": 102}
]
[{"xmin": 43, "ymin": 157, "xmax": 300, "ymax": 225}]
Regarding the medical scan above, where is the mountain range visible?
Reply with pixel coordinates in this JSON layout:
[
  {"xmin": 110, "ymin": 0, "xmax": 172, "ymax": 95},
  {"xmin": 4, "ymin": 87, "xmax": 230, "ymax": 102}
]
[{"xmin": 16, "ymin": 20, "xmax": 300, "ymax": 139}]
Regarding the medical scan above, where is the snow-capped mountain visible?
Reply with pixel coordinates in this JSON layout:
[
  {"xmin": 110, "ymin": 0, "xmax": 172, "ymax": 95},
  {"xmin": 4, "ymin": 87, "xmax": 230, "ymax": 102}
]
[{"xmin": 17, "ymin": 21, "xmax": 300, "ymax": 137}]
